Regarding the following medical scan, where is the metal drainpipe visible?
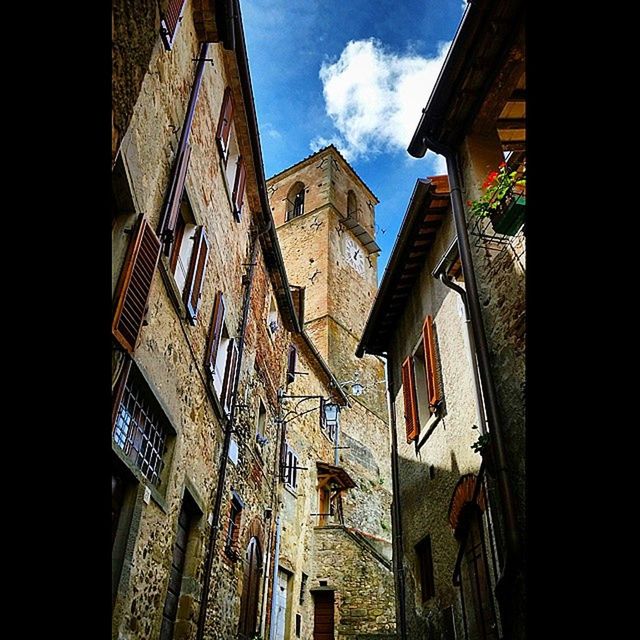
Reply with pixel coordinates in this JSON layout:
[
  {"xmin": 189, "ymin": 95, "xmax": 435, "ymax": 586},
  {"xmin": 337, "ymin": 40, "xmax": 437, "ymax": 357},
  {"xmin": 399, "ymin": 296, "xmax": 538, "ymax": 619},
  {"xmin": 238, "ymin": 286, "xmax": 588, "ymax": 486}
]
[
  {"xmin": 442, "ymin": 150, "xmax": 521, "ymax": 600},
  {"xmin": 438, "ymin": 274, "xmax": 487, "ymax": 435},
  {"xmin": 267, "ymin": 516, "xmax": 282, "ymax": 640},
  {"xmin": 158, "ymin": 42, "xmax": 209, "ymax": 240},
  {"xmin": 195, "ymin": 218, "xmax": 272, "ymax": 640},
  {"xmin": 382, "ymin": 353, "xmax": 408, "ymax": 640}
]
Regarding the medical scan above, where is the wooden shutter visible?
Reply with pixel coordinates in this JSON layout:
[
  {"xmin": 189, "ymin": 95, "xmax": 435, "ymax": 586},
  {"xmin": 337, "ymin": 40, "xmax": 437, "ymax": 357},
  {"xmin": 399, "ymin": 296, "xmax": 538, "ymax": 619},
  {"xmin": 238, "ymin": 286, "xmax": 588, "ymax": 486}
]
[
  {"xmin": 286, "ymin": 345, "xmax": 297, "ymax": 384},
  {"xmin": 216, "ymin": 87, "xmax": 234, "ymax": 153},
  {"xmin": 160, "ymin": 0, "xmax": 187, "ymax": 50},
  {"xmin": 422, "ymin": 315, "xmax": 442, "ymax": 408},
  {"xmin": 205, "ymin": 292, "xmax": 226, "ymax": 376},
  {"xmin": 401, "ymin": 356, "xmax": 420, "ymax": 443},
  {"xmin": 232, "ymin": 155, "xmax": 246, "ymax": 221},
  {"xmin": 160, "ymin": 143, "xmax": 192, "ymax": 246},
  {"xmin": 183, "ymin": 225, "xmax": 209, "ymax": 324},
  {"xmin": 113, "ymin": 215, "xmax": 161, "ymax": 353},
  {"xmin": 221, "ymin": 338, "xmax": 239, "ymax": 414}
]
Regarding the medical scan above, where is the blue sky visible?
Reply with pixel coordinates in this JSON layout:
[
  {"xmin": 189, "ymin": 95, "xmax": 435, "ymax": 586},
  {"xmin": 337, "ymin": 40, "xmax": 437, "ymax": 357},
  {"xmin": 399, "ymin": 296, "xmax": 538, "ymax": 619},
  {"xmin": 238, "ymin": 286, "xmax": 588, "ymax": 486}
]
[{"xmin": 242, "ymin": 0, "xmax": 466, "ymax": 275}]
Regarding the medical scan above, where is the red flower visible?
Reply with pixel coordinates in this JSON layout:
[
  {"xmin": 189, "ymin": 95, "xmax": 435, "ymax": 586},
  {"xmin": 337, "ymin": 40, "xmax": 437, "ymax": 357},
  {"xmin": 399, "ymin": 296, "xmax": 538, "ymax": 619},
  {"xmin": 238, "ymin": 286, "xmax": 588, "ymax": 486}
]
[{"xmin": 499, "ymin": 161, "xmax": 506, "ymax": 168}]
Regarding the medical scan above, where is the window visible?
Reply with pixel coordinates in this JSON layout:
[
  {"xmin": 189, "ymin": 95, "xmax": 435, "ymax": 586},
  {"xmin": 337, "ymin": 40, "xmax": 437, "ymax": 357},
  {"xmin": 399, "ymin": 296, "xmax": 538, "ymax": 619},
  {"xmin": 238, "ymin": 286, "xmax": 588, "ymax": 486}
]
[
  {"xmin": 216, "ymin": 87, "xmax": 245, "ymax": 222},
  {"xmin": 112, "ymin": 214, "xmax": 162, "ymax": 354},
  {"xmin": 290, "ymin": 286, "xmax": 305, "ymax": 325},
  {"xmin": 160, "ymin": 0, "xmax": 187, "ymax": 50},
  {"xmin": 296, "ymin": 613, "xmax": 302, "ymax": 637},
  {"xmin": 299, "ymin": 572, "xmax": 308, "ymax": 605},
  {"xmin": 283, "ymin": 444, "xmax": 299, "ymax": 490},
  {"xmin": 347, "ymin": 189, "xmax": 357, "ymax": 220},
  {"xmin": 159, "ymin": 493, "xmax": 200, "ymax": 640},
  {"xmin": 168, "ymin": 195, "xmax": 210, "ymax": 324},
  {"xmin": 401, "ymin": 356, "xmax": 419, "ymax": 443},
  {"xmin": 286, "ymin": 345, "xmax": 297, "ymax": 385},
  {"xmin": 225, "ymin": 491, "xmax": 244, "ymax": 559},
  {"xmin": 415, "ymin": 535, "xmax": 435, "ymax": 602},
  {"xmin": 216, "ymin": 88, "xmax": 234, "ymax": 161},
  {"xmin": 268, "ymin": 295, "xmax": 279, "ymax": 335},
  {"xmin": 286, "ymin": 182, "xmax": 305, "ymax": 221},
  {"xmin": 412, "ymin": 341, "xmax": 432, "ymax": 427},
  {"xmin": 112, "ymin": 362, "xmax": 172, "ymax": 488},
  {"xmin": 256, "ymin": 399, "xmax": 267, "ymax": 446},
  {"xmin": 401, "ymin": 315, "xmax": 443, "ymax": 444},
  {"xmin": 205, "ymin": 292, "xmax": 239, "ymax": 413}
]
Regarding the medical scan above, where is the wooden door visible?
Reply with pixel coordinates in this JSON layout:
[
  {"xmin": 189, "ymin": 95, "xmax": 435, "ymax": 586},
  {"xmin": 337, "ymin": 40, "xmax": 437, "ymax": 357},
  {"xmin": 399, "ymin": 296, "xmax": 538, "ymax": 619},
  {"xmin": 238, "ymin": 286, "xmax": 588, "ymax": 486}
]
[
  {"xmin": 274, "ymin": 569, "xmax": 289, "ymax": 639},
  {"xmin": 238, "ymin": 537, "xmax": 262, "ymax": 639},
  {"xmin": 313, "ymin": 591, "xmax": 334, "ymax": 640},
  {"xmin": 460, "ymin": 512, "xmax": 498, "ymax": 640}
]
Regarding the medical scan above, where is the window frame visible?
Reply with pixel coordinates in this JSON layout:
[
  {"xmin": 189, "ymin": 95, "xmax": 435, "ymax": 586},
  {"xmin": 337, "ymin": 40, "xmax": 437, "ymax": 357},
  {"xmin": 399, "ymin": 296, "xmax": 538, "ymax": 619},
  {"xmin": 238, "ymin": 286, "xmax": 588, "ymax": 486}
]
[
  {"xmin": 112, "ymin": 361, "xmax": 176, "ymax": 490},
  {"xmin": 224, "ymin": 491, "xmax": 244, "ymax": 560},
  {"xmin": 415, "ymin": 534, "xmax": 436, "ymax": 603}
]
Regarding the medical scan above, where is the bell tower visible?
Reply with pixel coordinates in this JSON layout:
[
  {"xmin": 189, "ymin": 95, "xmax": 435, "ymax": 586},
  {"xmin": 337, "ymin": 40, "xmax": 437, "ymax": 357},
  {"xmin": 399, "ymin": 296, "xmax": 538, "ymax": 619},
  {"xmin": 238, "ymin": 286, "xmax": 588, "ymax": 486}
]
[{"xmin": 267, "ymin": 146, "xmax": 385, "ymax": 415}]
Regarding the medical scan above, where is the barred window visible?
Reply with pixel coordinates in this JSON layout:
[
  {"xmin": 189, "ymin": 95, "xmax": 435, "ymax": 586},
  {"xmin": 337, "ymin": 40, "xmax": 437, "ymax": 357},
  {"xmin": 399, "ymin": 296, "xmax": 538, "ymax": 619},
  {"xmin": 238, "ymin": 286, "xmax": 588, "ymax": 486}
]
[{"xmin": 113, "ymin": 367, "xmax": 170, "ymax": 487}]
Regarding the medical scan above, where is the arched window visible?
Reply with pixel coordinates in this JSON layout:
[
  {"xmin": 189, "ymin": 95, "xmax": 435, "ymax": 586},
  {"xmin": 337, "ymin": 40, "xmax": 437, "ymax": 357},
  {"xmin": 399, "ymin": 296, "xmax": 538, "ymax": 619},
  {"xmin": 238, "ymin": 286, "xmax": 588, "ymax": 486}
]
[
  {"xmin": 347, "ymin": 190, "xmax": 357, "ymax": 220},
  {"xmin": 286, "ymin": 182, "xmax": 305, "ymax": 221},
  {"xmin": 238, "ymin": 536, "xmax": 262, "ymax": 638}
]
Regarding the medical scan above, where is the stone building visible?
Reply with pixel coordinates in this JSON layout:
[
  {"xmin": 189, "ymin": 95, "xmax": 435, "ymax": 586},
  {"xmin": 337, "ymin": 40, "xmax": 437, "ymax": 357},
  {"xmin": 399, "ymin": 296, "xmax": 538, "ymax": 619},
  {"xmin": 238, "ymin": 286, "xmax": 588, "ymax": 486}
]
[
  {"xmin": 266, "ymin": 147, "xmax": 397, "ymax": 640},
  {"xmin": 357, "ymin": 1, "xmax": 526, "ymax": 638},
  {"xmin": 112, "ymin": 3, "xmax": 396, "ymax": 639}
]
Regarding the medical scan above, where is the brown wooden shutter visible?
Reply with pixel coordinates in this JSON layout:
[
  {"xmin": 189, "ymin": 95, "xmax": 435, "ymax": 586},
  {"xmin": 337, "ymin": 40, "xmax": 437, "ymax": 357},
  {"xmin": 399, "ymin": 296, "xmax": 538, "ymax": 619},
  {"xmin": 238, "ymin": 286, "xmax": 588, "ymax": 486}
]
[
  {"xmin": 205, "ymin": 292, "xmax": 226, "ymax": 376},
  {"xmin": 160, "ymin": 142, "xmax": 192, "ymax": 246},
  {"xmin": 160, "ymin": 0, "xmax": 187, "ymax": 50},
  {"xmin": 422, "ymin": 315, "xmax": 442, "ymax": 408},
  {"xmin": 216, "ymin": 87, "xmax": 234, "ymax": 153},
  {"xmin": 401, "ymin": 356, "xmax": 420, "ymax": 443},
  {"xmin": 112, "ymin": 215, "xmax": 161, "ymax": 353},
  {"xmin": 232, "ymin": 155, "xmax": 246, "ymax": 221},
  {"xmin": 222, "ymin": 339, "xmax": 239, "ymax": 414},
  {"xmin": 183, "ymin": 225, "xmax": 209, "ymax": 324},
  {"xmin": 286, "ymin": 345, "xmax": 297, "ymax": 385}
]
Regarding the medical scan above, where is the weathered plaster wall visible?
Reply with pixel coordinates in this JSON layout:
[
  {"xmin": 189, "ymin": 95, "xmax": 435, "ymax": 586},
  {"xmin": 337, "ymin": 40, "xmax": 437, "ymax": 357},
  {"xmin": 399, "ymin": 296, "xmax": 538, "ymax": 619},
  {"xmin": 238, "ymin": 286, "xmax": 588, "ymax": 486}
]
[{"xmin": 389, "ymin": 211, "xmax": 485, "ymax": 639}]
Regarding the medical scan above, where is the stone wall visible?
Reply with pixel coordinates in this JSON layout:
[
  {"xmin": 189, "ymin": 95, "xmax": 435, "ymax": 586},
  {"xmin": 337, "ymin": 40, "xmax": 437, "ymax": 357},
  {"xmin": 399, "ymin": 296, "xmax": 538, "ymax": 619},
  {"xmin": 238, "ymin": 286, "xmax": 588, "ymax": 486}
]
[
  {"xmin": 112, "ymin": 0, "xmax": 159, "ymax": 162},
  {"xmin": 112, "ymin": 4, "xmax": 295, "ymax": 638},
  {"xmin": 313, "ymin": 526, "xmax": 396, "ymax": 638}
]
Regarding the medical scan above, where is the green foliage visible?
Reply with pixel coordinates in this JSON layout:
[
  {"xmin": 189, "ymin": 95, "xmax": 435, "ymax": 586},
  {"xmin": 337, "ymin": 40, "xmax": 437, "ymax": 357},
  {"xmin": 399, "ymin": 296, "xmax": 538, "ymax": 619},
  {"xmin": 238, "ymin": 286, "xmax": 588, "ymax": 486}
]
[{"xmin": 471, "ymin": 432, "xmax": 491, "ymax": 454}]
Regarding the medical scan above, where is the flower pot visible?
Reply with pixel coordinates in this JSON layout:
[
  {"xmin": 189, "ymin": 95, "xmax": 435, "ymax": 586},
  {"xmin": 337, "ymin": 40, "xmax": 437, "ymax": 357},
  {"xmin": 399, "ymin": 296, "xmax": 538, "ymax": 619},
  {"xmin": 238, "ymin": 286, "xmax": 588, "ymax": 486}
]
[{"xmin": 490, "ymin": 194, "xmax": 525, "ymax": 236}]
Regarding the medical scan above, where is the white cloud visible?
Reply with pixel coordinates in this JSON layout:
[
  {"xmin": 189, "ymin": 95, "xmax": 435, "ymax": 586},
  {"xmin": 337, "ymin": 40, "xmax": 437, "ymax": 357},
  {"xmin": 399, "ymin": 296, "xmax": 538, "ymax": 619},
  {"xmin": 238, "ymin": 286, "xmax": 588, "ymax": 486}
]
[{"xmin": 312, "ymin": 38, "xmax": 451, "ymax": 161}]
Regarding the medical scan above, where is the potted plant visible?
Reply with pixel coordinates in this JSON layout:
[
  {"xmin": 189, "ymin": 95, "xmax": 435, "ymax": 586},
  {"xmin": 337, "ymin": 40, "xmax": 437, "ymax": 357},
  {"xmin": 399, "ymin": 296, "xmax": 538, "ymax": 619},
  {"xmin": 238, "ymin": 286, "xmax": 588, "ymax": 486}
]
[{"xmin": 468, "ymin": 162, "xmax": 526, "ymax": 236}]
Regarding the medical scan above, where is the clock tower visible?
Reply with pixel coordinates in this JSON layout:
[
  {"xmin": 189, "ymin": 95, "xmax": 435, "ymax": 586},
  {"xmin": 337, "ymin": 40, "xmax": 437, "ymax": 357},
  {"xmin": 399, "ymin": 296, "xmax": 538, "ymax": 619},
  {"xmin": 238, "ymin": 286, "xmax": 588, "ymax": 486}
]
[{"xmin": 266, "ymin": 145, "xmax": 385, "ymax": 418}]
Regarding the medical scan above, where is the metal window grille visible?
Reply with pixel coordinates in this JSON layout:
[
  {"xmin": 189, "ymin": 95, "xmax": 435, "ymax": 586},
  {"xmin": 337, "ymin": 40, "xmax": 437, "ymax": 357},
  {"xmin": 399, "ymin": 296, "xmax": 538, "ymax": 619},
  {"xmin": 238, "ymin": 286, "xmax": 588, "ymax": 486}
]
[{"xmin": 113, "ymin": 372, "xmax": 168, "ymax": 487}]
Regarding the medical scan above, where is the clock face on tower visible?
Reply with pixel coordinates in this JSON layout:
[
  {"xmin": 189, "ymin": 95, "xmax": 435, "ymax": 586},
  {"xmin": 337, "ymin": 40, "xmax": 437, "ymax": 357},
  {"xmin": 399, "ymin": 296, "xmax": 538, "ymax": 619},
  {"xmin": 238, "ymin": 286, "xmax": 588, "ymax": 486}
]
[{"xmin": 344, "ymin": 236, "xmax": 365, "ymax": 275}]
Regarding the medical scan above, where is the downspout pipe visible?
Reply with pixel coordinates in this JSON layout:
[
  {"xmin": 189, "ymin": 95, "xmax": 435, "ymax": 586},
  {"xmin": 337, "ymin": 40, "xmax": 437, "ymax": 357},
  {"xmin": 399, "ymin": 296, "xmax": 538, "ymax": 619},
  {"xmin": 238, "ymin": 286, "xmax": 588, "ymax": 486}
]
[
  {"xmin": 196, "ymin": 218, "xmax": 272, "ymax": 640},
  {"xmin": 268, "ymin": 516, "xmax": 282, "ymax": 640},
  {"xmin": 383, "ymin": 353, "xmax": 408, "ymax": 640},
  {"xmin": 440, "ymin": 147, "xmax": 522, "ymax": 596},
  {"xmin": 437, "ymin": 273, "xmax": 487, "ymax": 436}
]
